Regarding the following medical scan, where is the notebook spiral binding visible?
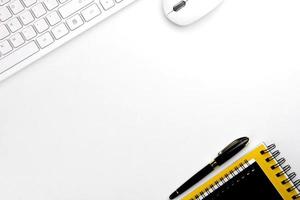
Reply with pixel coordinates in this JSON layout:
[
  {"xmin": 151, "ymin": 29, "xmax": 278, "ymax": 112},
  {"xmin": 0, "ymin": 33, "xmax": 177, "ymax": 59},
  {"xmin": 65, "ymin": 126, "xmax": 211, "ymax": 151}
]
[{"xmin": 261, "ymin": 144, "xmax": 300, "ymax": 200}]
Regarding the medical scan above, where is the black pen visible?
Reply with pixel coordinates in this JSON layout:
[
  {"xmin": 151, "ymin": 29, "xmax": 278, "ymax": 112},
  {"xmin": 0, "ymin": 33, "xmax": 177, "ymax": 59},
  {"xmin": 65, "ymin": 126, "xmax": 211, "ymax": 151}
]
[{"xmin": 169, "ymin": 137, "xmax": 249, "ymax": 199}]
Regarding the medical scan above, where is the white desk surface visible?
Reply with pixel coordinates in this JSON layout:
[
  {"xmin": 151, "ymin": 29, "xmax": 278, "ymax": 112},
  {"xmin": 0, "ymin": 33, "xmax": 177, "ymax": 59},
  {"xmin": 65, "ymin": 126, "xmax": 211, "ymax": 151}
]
[{"xmin": 1, "ymin": 0, "xmax": 300, "ymax": 199}]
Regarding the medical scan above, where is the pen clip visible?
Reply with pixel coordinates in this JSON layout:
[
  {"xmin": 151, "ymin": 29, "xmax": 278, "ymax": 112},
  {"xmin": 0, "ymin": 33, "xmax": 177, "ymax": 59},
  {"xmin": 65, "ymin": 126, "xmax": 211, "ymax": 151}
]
[
  {"xmin": 215, "ymin": 137, "xmax": 249, "ymax": 165},
  {"xmin": 218, "ymin": 138, "xmax": 245, "ymax": 155}
]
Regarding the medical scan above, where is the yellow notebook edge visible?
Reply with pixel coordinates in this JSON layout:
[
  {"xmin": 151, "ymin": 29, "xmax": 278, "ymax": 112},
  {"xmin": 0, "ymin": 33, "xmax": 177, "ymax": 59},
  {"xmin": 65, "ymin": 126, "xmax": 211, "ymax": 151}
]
[{"xmin": 182, "ymin": 143, "xmax": 299, "ymax": 200}]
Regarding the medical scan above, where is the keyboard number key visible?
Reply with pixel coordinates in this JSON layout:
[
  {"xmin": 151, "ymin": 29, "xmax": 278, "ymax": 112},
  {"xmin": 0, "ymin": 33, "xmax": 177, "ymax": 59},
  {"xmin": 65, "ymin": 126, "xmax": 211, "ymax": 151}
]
[
  {"xmin": 31, "ymin": 3, "xmax": 46, "ymax": 18},
  {"xmin": 99, "ymin": 0, "xmax": 114, "ymax": 10},
  {"xmin": 52, "ymin": 23, "xmax": 69, "ymax": 39},
  {"xmin": 81, "ymin": 4, "xmax": 101, "ymax": 22},
  {"xmin": 22, "ymin": 25, "xmax": 37, "ymax": 40},
  {"xmin": 9, "ymin": 0, "xmax": 24, "ymax": 14},
  {"xmin": 10, "ymin": 33, "xmax": 25, "ymax": 47},
  {"xmin": 36, "ymin": 32, "xmax": 54, "ymax": 48},
  {"xmin": 19, "ymin": 10, "xmax": 34, "ymax": 25},
  {"xmin": 0, "ymin": 25, "xmax": 10, "ymax": 40},
  {"xmin": 66, "ymin": 14, "xmax": 83, "ymax": 30},
  {"xmin": 34, "ymin": 18, "xmax": 49, "ymax": 33},
  {"xmin": 0, "ymin": 40, "xmax": 13, "ymax": 57},
  {"xmin": 0, "ymin": 6, "xmax": 12, "ymax": 22},
  {"xmin": 7, "ymin": 18, "xmax": 22, "ymax": 32},
  {"xmin": 46, "ymin": 11, "xmax": 61, "ymax": 26}
]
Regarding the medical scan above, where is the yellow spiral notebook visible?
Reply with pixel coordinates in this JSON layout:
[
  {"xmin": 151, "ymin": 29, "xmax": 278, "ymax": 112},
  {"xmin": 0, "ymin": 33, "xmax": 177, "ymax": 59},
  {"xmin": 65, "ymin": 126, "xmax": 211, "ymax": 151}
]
[{"xmin": 182, "ymin": 143, "xmax": 300, "ymax": 200}]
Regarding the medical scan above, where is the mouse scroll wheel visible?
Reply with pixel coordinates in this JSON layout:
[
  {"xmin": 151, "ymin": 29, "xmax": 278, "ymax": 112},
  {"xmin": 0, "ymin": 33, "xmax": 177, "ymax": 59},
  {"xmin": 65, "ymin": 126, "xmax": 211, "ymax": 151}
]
[{"xmin": 173, "ymin": 0, "xmax": 187, "ymax": 12}]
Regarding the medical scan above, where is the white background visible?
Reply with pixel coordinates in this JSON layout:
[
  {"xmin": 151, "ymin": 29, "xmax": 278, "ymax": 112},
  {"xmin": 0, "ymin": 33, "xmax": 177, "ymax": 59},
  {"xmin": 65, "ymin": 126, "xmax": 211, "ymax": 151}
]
[{"xmin": 0, "ymin": 0, "xmax": 300, "ymax": 199}]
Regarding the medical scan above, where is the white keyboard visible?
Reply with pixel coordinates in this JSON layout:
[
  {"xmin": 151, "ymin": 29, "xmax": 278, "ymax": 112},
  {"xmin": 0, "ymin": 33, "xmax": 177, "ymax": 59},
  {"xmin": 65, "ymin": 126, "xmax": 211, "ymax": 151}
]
[{"xmin": 0, "ymin": 0, "xmax": 136, "ymax": 81}]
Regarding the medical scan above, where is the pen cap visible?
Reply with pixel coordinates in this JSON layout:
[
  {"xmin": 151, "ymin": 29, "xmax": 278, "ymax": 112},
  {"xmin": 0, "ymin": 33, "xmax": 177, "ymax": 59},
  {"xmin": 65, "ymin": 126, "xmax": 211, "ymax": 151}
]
[{"xmin": 214, "ymin": 137, "xmax": 249, "ymax": 166}]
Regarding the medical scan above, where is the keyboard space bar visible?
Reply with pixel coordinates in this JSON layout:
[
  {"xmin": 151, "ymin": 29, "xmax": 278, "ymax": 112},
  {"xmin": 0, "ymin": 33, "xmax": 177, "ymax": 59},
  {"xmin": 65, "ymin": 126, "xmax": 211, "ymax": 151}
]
[{"xmin": 0, "ymin": 42, "xmax": 39, "ymax": 74}]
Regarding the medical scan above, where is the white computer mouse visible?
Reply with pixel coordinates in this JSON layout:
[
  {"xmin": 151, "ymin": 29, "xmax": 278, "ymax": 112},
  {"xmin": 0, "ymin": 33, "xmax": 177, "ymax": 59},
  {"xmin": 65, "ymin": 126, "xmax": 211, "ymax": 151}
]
[{"xmin": 163, "ymin": 0, "xmax": 224, "ymax": 26}]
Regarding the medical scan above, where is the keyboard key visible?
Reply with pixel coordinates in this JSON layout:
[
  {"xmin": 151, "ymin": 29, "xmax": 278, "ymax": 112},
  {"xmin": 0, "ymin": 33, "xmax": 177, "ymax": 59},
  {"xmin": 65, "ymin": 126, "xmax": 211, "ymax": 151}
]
[
  {"xmin": 99, "ymin": 0, "xmax": 114, "ymax": 10},
  {"xmin": 19, "ymin": 10, "xmax": 34, "ymax": 25},
  {"xmin": 34, "ymin": 18, "xmax": 49, "ymax": 33},
  {"xmin": 22, "ymin": 0, "xmax": 36, "ymax": 7},
  {"xmin": 0, "ymin": 0, "xmax": 136, "ymax": 80},
  {"xmin": 0, "ymin": 6, "xmax": 12, "ymax": 22},
  {"xmin": 0, "ymin": 0, "xmax": 10, "ymax": 5},
  {"xmin": 9, "ymin": 0, "xmax": 24, "ymax": 14},
  {"xmin": 58, "ymin": 0, "xmax": 94, "ymax": 18},
  {"xmin": 36, "ymin": 32, "xmax": 53, "ymax": 48},
  {"xmin": 7, "ymin": 18, "xmax": 22, "ymax": 32},
  {"xmin": 0, "ymin": 25, "xmax": 10, "ymax": 40},
  {"xmin": 10, "ymin": 33, "xmax": 25, "ymax": 47},
  {"xmin": 0, "ymin": 40, "xmax": 13, "ymax": 57},
  {"xmin": 52, "ymin": 23, "xmax": 69, "ymax": 39},
  {"xmin": 66, "ymin": 14, "xmax": 83, "ymax": 30},
  {"xmin": 22, "ymin": 25, "xmax": 37, "ymax": 40},
  {"xmin": 43, "ymin": 0, "xmax": 58, "ymax": 10},
  {"xmin": 46, "ymin": 11, "xmax": 61, "ymax": 25},
  {"xmin": 31, "ymin": 3, "xmax": 46, "ymax": 18},
  {"xmin": 0, "ymin": 41, "xmax": 39, "ymax": 73},
  {"xmin": 81, "ymin": 4, "xmax": 101, "ymax": 22}
]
